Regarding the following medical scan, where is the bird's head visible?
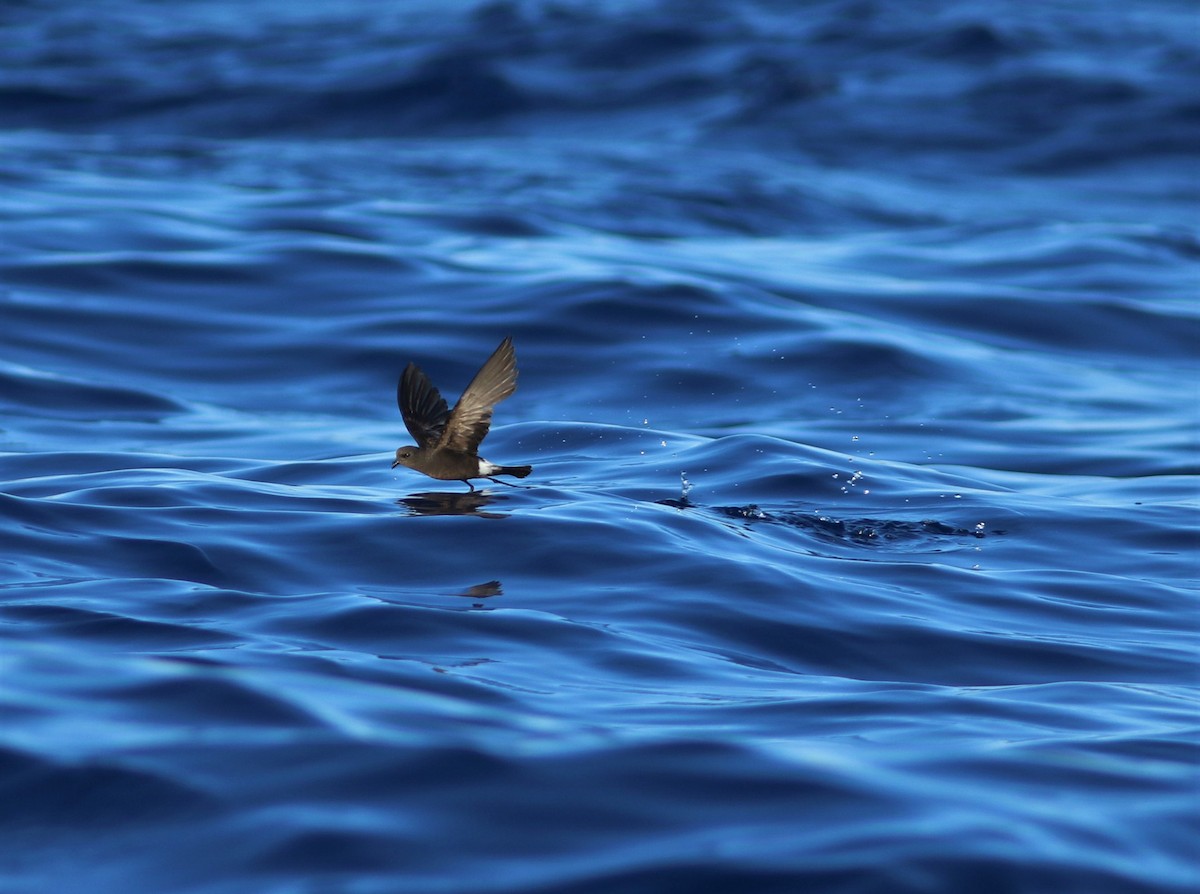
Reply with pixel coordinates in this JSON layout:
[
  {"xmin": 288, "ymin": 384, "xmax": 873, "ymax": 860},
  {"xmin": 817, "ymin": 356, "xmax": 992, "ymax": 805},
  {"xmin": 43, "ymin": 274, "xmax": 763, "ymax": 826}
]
[{"xmin": 391, "ymin": 446, "xmax": 420, "ymax": 469}]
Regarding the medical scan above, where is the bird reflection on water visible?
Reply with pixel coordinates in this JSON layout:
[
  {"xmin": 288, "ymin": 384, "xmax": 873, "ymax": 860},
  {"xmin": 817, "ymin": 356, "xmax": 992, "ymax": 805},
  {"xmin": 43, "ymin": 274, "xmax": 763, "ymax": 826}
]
[{"xmin": 397, "ymin": 490, "xmax": 509, "ymax": 518}]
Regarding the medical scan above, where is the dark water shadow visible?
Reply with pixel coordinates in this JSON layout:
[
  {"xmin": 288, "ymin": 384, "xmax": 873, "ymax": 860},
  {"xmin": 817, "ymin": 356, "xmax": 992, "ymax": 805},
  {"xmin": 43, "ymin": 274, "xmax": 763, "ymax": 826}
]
[
  {"xmin": 364, "ymin": 579, "xmax": 503, "ymax": 612},
  {"xmin": 659, "ymin": 497, "xmax": 1001, "ymax": 547},
  {"xmin": 456, "ymin": 580, "xmax": 503, "ymax": 599}
]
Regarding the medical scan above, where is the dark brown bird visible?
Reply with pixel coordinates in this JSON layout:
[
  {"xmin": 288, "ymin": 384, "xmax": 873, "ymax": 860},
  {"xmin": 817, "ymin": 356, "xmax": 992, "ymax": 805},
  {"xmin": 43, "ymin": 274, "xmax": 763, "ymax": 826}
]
[{"xmin": 392, "ymin": 337, "xmax": 532, "ymax": 491}]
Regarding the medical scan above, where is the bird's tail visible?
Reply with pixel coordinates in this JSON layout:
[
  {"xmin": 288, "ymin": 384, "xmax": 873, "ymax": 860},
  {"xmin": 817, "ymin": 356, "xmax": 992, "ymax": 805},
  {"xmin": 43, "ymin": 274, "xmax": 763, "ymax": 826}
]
[{"xmin": 496, "ymin": 464, "xmax": 532, "ymax": 479}]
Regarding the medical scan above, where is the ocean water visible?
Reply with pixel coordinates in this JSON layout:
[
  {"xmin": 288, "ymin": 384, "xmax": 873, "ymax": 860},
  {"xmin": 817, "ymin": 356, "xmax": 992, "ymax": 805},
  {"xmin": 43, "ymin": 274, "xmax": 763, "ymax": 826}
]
[{"xmin": 1, "ymin": 1, "xmax": 1197, "ymax": 892}]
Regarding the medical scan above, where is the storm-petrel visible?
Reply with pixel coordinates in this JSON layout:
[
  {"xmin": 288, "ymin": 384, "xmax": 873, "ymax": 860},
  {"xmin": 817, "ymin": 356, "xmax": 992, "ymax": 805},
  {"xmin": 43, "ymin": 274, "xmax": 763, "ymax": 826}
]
[{"xmin": 391, "ymin": 337, "xmax": 532, "ymax": 491}]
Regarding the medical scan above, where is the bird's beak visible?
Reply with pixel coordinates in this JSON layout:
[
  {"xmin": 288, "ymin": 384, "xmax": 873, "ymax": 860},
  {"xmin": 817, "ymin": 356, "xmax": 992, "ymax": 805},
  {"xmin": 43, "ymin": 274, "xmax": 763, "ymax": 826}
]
[{"xmin": 390, "ymin": 460, "xmax": 400, "ymax": 469}]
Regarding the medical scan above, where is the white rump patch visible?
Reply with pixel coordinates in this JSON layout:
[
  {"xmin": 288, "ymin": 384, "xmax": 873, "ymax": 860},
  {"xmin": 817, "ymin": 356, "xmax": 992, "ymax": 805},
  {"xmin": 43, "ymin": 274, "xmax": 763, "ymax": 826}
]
[{"xmin": 478, "ymin": 460, "xmax": 500, "ymax": 476}]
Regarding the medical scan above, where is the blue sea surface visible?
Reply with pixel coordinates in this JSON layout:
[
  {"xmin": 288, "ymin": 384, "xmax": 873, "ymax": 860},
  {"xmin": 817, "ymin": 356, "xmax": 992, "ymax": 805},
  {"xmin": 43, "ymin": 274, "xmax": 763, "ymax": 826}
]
[{"xmin": 1, "ymin": 1, "xmax": 1197, "ymax": 892}]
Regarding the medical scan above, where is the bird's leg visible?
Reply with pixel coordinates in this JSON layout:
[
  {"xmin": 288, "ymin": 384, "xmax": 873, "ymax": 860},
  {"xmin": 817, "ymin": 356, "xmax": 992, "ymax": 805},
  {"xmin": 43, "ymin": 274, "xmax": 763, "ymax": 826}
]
[
  {"xmin": 465, "ymin": 480, "xmax": 476, "ymax": 492},
  {"xmin": 486, "ymin": 477, "xmax": 523, "ymax": 488}
]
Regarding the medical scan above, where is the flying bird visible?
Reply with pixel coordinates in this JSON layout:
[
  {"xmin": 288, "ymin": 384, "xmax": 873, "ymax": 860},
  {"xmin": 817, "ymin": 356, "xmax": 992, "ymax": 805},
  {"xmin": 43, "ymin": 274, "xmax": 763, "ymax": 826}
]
[{"xmin": 392, "ymin": 337, "xmax": 532, "ymax": 491}]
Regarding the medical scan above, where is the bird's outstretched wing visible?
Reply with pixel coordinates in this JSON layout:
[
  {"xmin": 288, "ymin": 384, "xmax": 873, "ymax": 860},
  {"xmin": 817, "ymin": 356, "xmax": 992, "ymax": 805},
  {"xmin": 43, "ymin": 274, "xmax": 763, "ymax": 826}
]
[
  {"xmin": 438, "ymin": 337, "xmax": 518, "ymax": 454},
  {"xmin": 398, "ymin": 362, "xmax": 451, "ymax": 449}
]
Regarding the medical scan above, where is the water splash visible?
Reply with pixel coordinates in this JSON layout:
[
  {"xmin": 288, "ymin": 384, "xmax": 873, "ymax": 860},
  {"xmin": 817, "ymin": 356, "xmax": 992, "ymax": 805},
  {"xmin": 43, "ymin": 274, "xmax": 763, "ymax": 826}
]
[{"xmin": 836, "ymin": 469, "xmax": 868, "ymax": 495}]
